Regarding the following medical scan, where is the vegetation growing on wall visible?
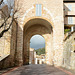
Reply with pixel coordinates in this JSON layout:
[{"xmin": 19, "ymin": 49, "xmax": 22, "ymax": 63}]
[{"xmin": 64, "ymin": 29, "xmax": 71, "ymax": 34}]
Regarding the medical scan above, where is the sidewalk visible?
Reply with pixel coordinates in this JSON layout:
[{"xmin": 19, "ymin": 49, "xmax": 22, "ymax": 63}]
[
  {"xmin": 61, "ymin": 67, "xmax": 75, "ymax": 75},
  {"xmin": 0, "ymin": 67, "xmax": 18, "ymax": 75}
]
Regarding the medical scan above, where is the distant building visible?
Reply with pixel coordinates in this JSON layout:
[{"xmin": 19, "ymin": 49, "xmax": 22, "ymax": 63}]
[
  {"xmin": 64, "ymin": 0, "xmax": 75, "ymax": 32},
  {"xmin": 35, "ymin": 54, "xmax": 46, "ymax": 64}
]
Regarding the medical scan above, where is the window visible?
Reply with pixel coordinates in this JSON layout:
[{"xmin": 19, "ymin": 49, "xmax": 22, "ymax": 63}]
[
  {"xmin": 36, "ymin": 4, "xmax": 42, "ymax": 16},
  {"xmin": 68, "ymin": 17, "xmax": 73, "ymax": 24},
  {"xmin": 68, "ymin": 5, "xmax": 72, "ymax": 11}
]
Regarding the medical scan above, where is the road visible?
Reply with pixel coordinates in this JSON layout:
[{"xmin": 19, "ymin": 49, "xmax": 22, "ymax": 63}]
[{"xmin": 4, "ymin": 64, "xmax": 69, "ymax": 75}]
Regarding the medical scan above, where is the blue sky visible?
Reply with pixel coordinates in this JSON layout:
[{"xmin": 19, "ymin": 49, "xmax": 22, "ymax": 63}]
[{"xmin": 30, "ymin": 35, "xmax": 45, "ymax": 50}]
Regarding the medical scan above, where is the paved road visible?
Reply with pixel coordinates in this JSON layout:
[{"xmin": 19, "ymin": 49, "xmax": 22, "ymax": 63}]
[{"xmin": 5, "ymin": 64, "xmax": 69, "ymax": 75}]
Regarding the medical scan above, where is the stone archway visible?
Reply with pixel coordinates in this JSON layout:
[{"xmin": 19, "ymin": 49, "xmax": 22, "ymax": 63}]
[{"xmin": 23, "ymin": 18, "xmax": 53, "ymax": 65}]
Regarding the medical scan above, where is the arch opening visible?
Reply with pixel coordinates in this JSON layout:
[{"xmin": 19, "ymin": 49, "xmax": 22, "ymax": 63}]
[
  {"xmin": 29, "ymin": 35, "xmax": 46, "ymax": 65},
  {"xmin": 23, "ymin": 18, "xmax": 53, "ymax": 65}
]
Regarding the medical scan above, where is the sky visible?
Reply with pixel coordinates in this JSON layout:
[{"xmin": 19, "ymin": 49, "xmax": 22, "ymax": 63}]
[
  {"xmin": 30, "ymin": 35, "xmax": 45, "ymax": 50},
  {"xmin": 0, "ymin": 0, "xmax": 14, "ymax": 8},
  {"xmin": 1, "ymin": 0, "xmax": 14, "ymax": 7}
]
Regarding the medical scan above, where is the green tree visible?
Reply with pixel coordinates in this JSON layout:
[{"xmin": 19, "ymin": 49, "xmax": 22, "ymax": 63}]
[{"xmin": 35, "ymin": 48, "xmax": 45, "ymax": 55}]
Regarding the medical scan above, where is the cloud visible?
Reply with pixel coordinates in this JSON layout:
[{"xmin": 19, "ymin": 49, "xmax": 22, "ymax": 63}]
[{"xmin": 30, "ymin": 35, "xmax": 45, "ymax": 50}]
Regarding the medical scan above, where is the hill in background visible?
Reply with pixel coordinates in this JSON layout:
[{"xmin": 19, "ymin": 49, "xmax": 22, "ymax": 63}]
[{"xmin": 35, "ymin": 48, "xmax": 45, "ymax": 55}]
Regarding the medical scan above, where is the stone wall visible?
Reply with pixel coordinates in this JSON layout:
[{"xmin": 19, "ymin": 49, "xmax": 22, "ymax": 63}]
[
  {"xmin": 0, "ymin": 20, "xmax": 17, "ymax": 69},
  {"xmin": 64, "ymin": 32, "xmax": 75, "ymax": 70},
  {"xmin": 0, "ymin": 19, "xmax": 11, "ymax": 58}
]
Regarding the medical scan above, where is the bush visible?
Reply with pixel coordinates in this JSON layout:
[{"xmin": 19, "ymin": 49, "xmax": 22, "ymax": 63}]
[
  {"xmin": 35, "ymin": 48, "xmax": 45, "ymax": 55},
  {"xmin": 64, "ymin": 29, "xmax": 71, "ymax": 34}
]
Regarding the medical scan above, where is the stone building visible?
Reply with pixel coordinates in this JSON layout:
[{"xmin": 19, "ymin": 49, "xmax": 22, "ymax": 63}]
[
  {"xmin": 0, "ymin": 0, "xmax": 75, "ymax": 71},
  {"xmin": 35, "ymin": 54, "xmax": 46, "ymax": 64},
  {"xmin": 64, "ymin": 0, "xmax": 75, "ymax": 32},
  {"xmin": 64, "ymin": 31, "xmax": 75, "ymax": 70},
  {"xmin": 63, "ymin": 0, "xmax": 75, "ymax": 70}
]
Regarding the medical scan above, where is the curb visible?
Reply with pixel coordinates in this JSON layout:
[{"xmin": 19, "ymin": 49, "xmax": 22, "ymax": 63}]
[
  {"xmin": 1, "ymin": 67, "xmax": 19, "ymax": 75},
  {"xmin": 56, "ymin": 67, "xmax": 75, "ymax": 75}
]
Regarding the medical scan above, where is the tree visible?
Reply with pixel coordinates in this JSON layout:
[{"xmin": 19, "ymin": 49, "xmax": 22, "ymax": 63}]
[
  {"xmin": 0, "ymin": 0, "xmax": 3, "ymax": 5},
  {"xmin": 35, "ymin": 48, "xmax": 45, "ymax": 55},
  {"xmin": 0, "ymin": 0, "xmax": 20, "ymax": 38}
]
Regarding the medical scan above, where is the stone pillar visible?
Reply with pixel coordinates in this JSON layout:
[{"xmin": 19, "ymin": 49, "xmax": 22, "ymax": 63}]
[
  {"xmin": 15, "ymin": 24, "xmax": 23, "ymax": 66},
  {"xmin": 53, "ymin": 27, "xmax": 64, "ymax": 66},
  {"xmin": 29, "ymin": 48, "xmax": 35, "ymax": 64},
  {"xmin": 45, "ymin": 34, "xmax": 53, "ymax": 65}
]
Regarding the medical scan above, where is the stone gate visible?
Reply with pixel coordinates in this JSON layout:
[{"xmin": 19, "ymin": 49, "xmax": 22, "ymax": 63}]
[{"xmin": 0, "ymin": 0, "xmax": 64, "ymax": 69}]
